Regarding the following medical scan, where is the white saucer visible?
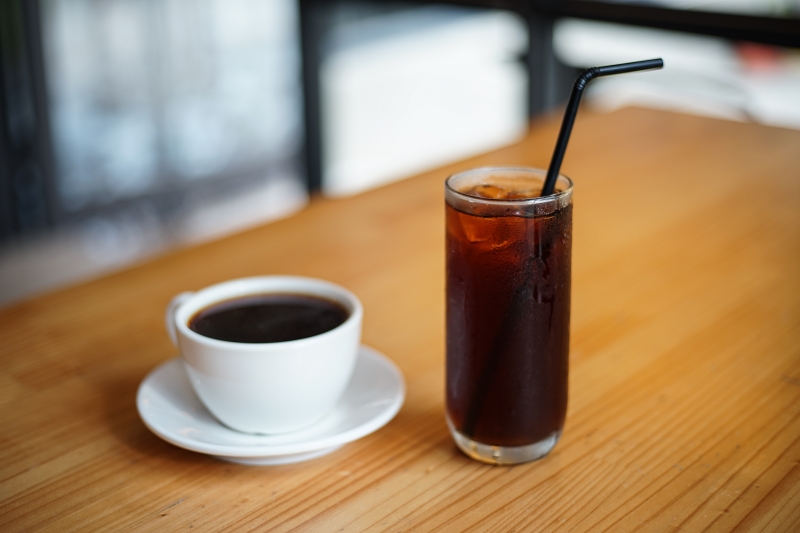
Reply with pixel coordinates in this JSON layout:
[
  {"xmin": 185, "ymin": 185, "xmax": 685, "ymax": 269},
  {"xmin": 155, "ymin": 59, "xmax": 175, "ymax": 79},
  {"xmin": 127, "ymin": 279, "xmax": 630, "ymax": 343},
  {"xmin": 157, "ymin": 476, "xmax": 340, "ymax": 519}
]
[{"xmin": 136, "ymin": 345, "xmax": 405, "ymax": 465}]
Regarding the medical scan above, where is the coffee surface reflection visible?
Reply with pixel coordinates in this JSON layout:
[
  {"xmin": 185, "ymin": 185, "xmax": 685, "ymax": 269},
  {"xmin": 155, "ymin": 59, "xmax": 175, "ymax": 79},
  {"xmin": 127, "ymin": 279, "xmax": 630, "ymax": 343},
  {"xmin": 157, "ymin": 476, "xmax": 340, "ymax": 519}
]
[{"xmin": 189, "ymin": 294, "xmax": 349, "ymax": 343}]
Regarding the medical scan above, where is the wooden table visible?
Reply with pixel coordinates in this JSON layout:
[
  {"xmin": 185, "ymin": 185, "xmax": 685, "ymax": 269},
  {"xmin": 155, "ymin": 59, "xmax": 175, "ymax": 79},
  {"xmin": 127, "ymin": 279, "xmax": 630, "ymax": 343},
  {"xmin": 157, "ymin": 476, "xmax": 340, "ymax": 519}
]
[{"xmin": 2, "ymin": 107, "xmax": 799, "ymax": 531}]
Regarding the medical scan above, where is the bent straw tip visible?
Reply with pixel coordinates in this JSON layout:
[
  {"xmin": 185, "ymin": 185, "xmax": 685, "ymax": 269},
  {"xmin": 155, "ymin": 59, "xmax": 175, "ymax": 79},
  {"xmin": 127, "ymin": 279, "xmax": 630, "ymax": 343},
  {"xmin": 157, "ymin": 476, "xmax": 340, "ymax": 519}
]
[
  {"xmin": 592, "ymin": 58, "xmax": 665, "ymax": 79},
  {"xmin": 542, "ymin": 57, "xmax": 665, "ymax": 196}
]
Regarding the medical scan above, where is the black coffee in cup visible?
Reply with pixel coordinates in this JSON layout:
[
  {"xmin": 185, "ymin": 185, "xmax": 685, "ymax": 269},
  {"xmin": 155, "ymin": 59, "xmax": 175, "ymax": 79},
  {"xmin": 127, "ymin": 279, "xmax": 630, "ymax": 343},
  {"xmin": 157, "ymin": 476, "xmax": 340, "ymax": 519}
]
[{"xmin": 189, "ymin": 293, "xmax": 349, "ymax": 343}]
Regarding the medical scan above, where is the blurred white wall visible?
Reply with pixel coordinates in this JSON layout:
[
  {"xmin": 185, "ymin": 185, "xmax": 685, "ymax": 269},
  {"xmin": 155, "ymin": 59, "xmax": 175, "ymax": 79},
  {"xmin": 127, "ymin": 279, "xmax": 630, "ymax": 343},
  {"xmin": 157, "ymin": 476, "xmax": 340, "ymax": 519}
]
[{"xmin": 320, "ymin": 6, "xmax": 529, "ymax": 196}]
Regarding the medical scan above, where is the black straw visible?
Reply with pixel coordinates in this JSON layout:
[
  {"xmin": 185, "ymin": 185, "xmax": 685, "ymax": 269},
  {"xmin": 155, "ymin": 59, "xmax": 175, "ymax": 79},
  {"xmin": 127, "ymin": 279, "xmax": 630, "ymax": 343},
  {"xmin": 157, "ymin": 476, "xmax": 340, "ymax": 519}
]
[{"xmin": 541, "ymin": 58, "xmax": 664, "ymax": 197}]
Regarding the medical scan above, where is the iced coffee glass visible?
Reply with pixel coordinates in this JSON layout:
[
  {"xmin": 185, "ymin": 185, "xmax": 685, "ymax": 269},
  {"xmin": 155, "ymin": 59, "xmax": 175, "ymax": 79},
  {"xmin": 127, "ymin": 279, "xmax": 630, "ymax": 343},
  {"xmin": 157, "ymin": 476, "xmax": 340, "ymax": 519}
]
[{"xmin": 445, "ymin": 167, "xmax": 573, "ymax": 465}]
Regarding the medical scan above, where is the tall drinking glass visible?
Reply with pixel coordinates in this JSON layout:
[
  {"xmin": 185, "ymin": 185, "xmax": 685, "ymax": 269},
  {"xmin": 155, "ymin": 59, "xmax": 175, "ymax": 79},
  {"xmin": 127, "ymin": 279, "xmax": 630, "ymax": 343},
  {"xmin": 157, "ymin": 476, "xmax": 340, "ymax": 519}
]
[{"xmin": 445, "ymin": 167, "xmax": 573, "ymax": 465}]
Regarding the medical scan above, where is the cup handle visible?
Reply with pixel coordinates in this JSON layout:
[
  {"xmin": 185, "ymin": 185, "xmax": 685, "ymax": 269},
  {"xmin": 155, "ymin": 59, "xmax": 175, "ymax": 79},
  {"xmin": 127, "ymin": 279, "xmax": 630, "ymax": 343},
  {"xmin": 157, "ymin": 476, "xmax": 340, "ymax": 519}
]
[{"xmin": 165, "ymin": 292, "xmax": 194, "ymax": 347}]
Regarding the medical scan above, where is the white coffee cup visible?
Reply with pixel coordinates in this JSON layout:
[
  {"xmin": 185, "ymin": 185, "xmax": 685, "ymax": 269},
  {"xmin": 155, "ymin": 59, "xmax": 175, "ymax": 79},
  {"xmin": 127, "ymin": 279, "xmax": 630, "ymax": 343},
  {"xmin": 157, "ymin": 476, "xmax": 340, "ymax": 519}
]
[{"xmin": 165, "ymin": 276, "xmax": 362, "ymax": 434}]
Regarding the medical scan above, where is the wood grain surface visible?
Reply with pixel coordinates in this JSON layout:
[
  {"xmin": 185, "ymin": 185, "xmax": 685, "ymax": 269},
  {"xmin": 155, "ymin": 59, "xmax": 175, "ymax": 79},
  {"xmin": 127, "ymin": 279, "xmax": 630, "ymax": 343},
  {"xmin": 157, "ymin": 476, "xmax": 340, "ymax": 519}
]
[{"xmin": 1, "ymin": 107, "xmax": 799, "ymax": 532}]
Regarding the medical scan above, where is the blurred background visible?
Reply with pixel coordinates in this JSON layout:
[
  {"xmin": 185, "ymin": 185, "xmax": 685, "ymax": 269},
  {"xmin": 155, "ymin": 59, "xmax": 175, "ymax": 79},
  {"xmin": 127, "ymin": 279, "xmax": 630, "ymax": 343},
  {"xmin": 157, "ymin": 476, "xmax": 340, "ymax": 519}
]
[{"xmin": 1, "ymin": 0, "xmax": 799, "ymax": 306}]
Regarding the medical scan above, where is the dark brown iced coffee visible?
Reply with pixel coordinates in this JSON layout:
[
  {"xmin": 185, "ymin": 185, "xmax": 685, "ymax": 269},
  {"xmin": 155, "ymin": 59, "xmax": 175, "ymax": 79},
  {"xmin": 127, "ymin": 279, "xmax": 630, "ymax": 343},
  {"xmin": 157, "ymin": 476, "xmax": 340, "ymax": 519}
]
[{"xmin": 445, "ymin": 167, "xmax": 572, "ymax": 464}]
